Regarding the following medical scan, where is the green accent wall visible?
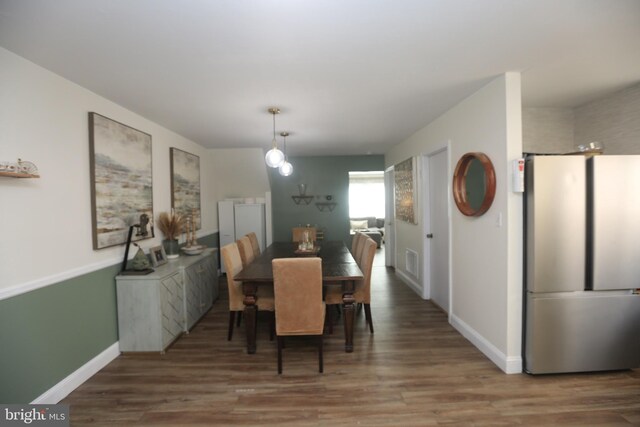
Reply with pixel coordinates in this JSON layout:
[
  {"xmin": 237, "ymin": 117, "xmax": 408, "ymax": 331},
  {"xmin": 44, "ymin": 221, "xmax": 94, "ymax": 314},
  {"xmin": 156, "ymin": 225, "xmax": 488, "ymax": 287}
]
[
  {"xmin": 0, "ymin": 264, "xmax": 120, "ymax": 403},
  {"xmin": 0, "ymin": 232, "xmax": 219, "ymax": 403},
  {"xmin": 269, "ymin": 155, "xmax": 385, "ymax": 244}
]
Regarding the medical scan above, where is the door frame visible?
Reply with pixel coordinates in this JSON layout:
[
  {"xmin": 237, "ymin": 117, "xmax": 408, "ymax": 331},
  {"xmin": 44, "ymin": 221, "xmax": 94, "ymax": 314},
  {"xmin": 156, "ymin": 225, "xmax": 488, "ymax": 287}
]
[
  {"xmin": 421, "ymin": 143, "xmax": 452, "ymax": 314},
  {"xmin": 384, "ymin": 166, "xmax": 396, "ymax": 268}
]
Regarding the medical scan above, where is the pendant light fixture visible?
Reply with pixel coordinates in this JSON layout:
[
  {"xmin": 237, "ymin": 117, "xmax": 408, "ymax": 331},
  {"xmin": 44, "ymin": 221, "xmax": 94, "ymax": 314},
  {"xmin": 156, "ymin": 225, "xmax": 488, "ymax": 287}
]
[
  {"xmin": 265, "ymin": 107, "xmax": 285, "ymax": 168},
  {"xmin": 278, "ymin": 131, "xmax": 293, "ymax": 176}
]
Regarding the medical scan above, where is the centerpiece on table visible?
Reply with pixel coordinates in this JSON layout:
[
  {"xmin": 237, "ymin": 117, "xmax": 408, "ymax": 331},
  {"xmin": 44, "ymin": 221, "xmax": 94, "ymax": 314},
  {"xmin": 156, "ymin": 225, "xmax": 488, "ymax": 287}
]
[{"xmin": 157, "ymin": 210, "xmax": 184, "ymax": 259}]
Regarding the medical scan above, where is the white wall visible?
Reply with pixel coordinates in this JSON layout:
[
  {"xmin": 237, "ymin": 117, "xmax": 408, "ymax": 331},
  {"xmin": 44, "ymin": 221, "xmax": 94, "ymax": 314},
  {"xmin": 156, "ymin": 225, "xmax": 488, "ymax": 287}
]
[
  {"xmin": 385, "ymin": 73, "xmax": 523, "ymax": 373},
  {"xmin": 0, "ymin": 47, "xmax": 218, "ymax": 295},
  {"xmin": 522, "ymin": 108, "xmax": 575, "ymax": 154},
  {"xmin": 210, "ymin": 148, "xmax": 271, "ymax": 200}
]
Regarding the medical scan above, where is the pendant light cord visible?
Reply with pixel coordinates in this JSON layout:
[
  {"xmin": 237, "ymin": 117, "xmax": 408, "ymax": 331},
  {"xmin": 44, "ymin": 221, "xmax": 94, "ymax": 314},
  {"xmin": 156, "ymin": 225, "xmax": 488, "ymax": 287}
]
[{"xmin": 272, "ymin": 112, "xmax": 277, "ymax": 148}]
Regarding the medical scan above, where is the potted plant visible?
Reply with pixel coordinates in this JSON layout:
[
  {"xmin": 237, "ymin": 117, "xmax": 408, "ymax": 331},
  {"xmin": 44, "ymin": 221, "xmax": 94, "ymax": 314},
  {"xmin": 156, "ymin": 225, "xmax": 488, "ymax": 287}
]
[{"xmin": 157, "ymin": 210, "xmax": 184, "ymax": 259}]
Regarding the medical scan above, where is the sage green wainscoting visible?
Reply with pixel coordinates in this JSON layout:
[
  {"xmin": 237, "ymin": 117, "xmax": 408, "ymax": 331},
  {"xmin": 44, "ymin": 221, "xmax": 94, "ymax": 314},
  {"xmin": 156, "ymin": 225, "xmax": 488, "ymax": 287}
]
[
  {"xmin": 0, "ymin": 264, "xmax": 120, "ymax": 403},
  {"xmin": 0, "ymin": 231, "xmax": 219, "ymax": 403},
  {"xmin": 269, "ymin": 155, "xmax": 385, "ymax": 244}
]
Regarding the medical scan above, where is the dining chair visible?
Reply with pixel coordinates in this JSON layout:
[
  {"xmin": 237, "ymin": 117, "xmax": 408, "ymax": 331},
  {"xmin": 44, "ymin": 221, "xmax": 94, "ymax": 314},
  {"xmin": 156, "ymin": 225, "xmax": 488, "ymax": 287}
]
[
  {"xmin": 221, "ymin": 242, "xmax": 274, "ymax": 341},
  {"xmin": 272, "ymin": 257, "xmax": 325, "ymax": 374},
  {"xmin": 350, "ymin": 231, "xmax": 362, "ymax": 254},
  {"xmin": 247, "ymin": 232, "xmax": 261, "ymax": 258},
  {"xmin": 354, "ymin": 232, "xmax": 367, "ymax": 265},
  {"xmin": 292, "ymin": 226, "xmax": 317, "ymax": 243},
  {"xmin": 325, "ymin": 237, "xmax": 377, "ymax": 334},
  {"xmin": 237, "ymin": 235, "xmax": 255, "ymax": 268}
]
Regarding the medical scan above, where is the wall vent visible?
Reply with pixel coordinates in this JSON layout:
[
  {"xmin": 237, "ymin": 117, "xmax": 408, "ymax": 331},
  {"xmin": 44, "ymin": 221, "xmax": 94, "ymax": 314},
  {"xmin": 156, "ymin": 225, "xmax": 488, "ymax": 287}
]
[{"xmin": 405, "ymin": 248, "xmax": 418, "ymax": 277}]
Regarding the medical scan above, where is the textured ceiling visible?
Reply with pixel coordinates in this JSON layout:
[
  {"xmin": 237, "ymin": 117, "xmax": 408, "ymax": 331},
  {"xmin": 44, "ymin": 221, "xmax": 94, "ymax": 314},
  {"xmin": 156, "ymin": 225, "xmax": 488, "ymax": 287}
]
[{"xmin": 1, "ymin": 0, "xmax": 639, "ymax": 156}]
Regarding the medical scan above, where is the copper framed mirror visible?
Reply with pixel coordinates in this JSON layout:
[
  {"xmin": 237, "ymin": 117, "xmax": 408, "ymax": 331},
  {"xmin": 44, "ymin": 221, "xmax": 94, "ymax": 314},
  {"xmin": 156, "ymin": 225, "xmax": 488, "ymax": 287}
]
[{"xmin": 452, "ymin": 152, "xmax": 496, "ymax": 216}]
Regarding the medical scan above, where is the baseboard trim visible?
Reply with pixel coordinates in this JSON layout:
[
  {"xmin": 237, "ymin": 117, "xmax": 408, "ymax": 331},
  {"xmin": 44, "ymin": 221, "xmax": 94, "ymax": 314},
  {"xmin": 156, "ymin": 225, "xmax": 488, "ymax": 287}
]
[
  {"xmin": 31, "ymin": 342, "xmax": 120, "ymax": 404},
  {"xmin": 395, "ymin": 269, "xmax": 424, "ymax": 299},
  {"xmin": 450, "ymin": 314, "xmax": 522, "ymax": 374}
]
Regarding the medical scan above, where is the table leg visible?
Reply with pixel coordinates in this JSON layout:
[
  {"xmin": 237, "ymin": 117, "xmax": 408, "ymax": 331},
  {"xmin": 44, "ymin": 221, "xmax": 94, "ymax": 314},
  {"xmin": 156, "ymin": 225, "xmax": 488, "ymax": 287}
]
[
  {"xmin": 242, "ymin": 282, "xmax": 258, "ymax": 354},
  {"xmin": 342, "ymin": 280, "xmax": 356, "ymax": 353}
]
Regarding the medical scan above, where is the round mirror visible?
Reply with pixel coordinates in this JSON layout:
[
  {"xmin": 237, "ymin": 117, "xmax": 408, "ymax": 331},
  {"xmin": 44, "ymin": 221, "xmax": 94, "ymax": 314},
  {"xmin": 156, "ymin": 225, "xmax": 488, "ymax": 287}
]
[{"xmin": 452, "ymin": 152, "xmax": 496, "ymax": 216}]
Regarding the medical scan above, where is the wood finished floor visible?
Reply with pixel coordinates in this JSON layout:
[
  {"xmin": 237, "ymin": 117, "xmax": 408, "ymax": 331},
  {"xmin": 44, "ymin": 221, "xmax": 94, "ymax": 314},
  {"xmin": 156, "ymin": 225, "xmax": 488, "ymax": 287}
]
[{"xmin": 64, "ymin": 248, "xmax": 640, "ymax": 425}]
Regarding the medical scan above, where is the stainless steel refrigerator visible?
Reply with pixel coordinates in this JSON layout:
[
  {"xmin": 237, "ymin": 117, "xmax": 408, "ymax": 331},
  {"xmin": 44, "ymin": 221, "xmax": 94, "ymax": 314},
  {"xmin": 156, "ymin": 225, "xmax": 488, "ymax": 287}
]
[{"xmin": 524, "ymin": 155, "xmax": 640, "ymax": 374}]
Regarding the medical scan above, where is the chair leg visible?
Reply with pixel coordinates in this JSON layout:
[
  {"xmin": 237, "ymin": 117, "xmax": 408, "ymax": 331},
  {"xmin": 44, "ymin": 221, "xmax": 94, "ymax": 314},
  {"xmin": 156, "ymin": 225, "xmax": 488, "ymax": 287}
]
[
  {"xmin": 364, "ymin": 304, "xmax": 374, "ymax": 334},
  {"xmin": 269, "ymin": 312, "xmax": 275, "ymax": 341},
  {"xmin": 318, "ymin": 335, "xmax": 324, "ymax": 373},
  {"xmin": 357, "ymin": 303, "xmax": 363, "ymax": 315},
  {"xmin": 236, "ymin": 311, "xmax": 242, "ymax": 327},
  {"xmin": 227, "ymin": 311, "xmax": 235, "ymax": 341},
  {"xmin": 277, "ymin": 336, "xmax": 283, "ymax": 374}
]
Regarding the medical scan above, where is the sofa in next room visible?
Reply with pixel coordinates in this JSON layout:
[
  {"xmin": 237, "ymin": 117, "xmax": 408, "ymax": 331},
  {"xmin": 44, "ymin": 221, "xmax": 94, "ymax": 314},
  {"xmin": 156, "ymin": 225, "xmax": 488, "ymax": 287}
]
[{"xmin": 349, "ymin": 217, "xmax": 384, "ymax": 248}]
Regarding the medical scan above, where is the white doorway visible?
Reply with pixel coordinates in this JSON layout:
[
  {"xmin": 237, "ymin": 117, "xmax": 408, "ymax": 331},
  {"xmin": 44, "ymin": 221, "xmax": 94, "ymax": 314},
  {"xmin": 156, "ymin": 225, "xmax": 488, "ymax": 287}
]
[
  {"xmin": 422, "ymin": 147, "xmax": 450, "ymax": 313},
  {"xmin": 384, "ymin": 167, "xmax": 395, "ymax": 268}
]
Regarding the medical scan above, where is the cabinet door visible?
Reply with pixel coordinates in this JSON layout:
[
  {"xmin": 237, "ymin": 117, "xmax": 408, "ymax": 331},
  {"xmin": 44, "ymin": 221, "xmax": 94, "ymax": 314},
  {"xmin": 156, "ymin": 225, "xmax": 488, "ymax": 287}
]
[
  {"xmin": 199, "ymin": 255, "xmax": 216, "ymax": 310},
  {"xmin": 160, "ymin": 272, "xmax": 184, "ymax": 348},
  {"xmin": 183, "ymin": 264, "xmax": 201, "ymax": 330}
]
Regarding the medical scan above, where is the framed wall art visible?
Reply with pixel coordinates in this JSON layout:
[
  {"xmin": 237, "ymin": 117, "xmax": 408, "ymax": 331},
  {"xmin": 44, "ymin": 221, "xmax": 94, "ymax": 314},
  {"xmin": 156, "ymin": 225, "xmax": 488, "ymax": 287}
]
[
  {"xmin": 394, "ymin": 157, "xmax": 417, "ymax": 224},
  {"xmin": 170, "ymin": 148, "xmax": 201, "ymax": 230},
  {"xmin": 89, "ymin": 112, "xmax": 154, "ymax": 249}
]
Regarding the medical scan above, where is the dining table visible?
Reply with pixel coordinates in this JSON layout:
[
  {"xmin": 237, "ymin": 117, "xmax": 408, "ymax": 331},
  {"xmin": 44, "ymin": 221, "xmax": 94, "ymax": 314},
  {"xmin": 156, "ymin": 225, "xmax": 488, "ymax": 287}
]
[{"xmin": 234, "ymin": 241, "xmax": 363, "ymax": 354}]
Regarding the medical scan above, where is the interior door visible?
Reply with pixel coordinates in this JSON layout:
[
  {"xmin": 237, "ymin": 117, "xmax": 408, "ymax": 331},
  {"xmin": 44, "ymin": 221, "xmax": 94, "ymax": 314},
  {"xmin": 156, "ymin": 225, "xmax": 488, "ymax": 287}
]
[
  {"xmin": 426, "ymin": 149, "xmax": 450, "ymax": 312},
  {"xmin": 384, "ymin": 167, "xmax": 395, "ymax": 268}
]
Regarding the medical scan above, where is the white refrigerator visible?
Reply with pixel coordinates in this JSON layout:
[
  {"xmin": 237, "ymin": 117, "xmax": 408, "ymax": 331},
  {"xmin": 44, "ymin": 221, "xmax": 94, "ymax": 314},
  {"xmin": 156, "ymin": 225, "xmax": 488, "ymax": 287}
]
[{"xmin": 218, "ymin": 201, "xmax": 266, "ymax": 273}]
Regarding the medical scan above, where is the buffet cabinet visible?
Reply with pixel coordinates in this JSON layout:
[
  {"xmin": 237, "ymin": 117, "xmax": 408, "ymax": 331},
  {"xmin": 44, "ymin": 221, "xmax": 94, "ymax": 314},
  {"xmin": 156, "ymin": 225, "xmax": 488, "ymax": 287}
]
[{"xmin": 116, "ymin": 248, "xmax": 218, "ymax": 352}]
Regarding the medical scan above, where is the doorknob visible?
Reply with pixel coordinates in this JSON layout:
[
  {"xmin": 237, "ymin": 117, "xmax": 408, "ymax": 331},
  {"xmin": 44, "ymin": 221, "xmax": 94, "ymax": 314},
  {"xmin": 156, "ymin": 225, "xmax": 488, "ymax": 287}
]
[{"xmin": 426, "ymin": 233, "xmax": 434, "ymax": 238}]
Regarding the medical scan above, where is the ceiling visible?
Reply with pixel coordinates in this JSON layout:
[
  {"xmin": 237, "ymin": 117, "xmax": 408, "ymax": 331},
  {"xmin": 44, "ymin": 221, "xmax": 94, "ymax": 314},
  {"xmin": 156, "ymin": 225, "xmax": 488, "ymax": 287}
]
[{"xmin": 1, "ymin": 0, "xmax": 639, "ymax": 156}]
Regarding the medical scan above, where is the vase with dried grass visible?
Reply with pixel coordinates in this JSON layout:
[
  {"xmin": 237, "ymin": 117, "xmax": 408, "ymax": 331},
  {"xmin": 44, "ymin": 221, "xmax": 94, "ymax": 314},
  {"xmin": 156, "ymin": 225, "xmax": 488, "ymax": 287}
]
[{"xmin": 157, "ymin": 210, "xmax": 184, "ymax": 259}]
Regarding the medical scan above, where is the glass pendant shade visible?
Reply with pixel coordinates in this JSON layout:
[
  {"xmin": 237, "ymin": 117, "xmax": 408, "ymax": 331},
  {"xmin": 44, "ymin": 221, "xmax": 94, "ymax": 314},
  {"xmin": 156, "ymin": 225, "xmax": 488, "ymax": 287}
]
[
  {"xmin": 265, "ymin": 143, "xmax": 285, "ymax": 168},
  {"xmin": 265, "ymin": 107, "xmax": 284, "ymax": 168},
  {"xmin": 279, "ymin": 160, "xmax": 293, "ymax": 176}
]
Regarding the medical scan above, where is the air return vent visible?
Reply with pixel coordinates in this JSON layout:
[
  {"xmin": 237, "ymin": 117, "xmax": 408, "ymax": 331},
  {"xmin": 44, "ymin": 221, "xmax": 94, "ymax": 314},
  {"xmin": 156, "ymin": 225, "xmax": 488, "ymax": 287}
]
[{"xmin": 405, "ymin": 248, "xmax": 418, "ymax": 277}]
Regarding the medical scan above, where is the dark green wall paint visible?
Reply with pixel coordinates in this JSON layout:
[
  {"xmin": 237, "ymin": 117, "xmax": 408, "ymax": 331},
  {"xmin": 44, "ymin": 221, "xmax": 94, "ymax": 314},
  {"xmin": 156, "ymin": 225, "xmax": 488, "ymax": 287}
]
[
  {"xmin": 0, "ymin": 232, "xmax": 219, "ymax": 403},
  {"xmin": 269, "ymin": 155, "xmax": 385, "ymax": 244}
]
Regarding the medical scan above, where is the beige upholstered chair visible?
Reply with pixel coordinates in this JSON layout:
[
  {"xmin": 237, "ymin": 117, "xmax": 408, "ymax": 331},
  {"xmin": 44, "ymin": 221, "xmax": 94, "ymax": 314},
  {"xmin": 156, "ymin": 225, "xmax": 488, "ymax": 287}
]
[
  {"xmin": 325, "ymin": 237, "xmax": 377, "ymax": 334},
  {"xmin": 351, "ymin": 232, "xmax": 363, "ymax": 254},
  {"xmin": 247, "ymin": 232, "xmax": 261, "ymax": 258},
  {"xmin": 353, "ymin": 232, "xmax": 367, "ymax": 265},
  {"xmin": 237, "ymin": 236, "xmax": 255, "ymax": 268},
  {"xmin": 221, "ymin": 242, "xmax": 274, "ymax": 341},
  {"xmin": 272, "ymin": 257, "xmax": 326, "ymax": 374},
  {"xmin": 292, "ymin": 227, "xmax": 317, "ymax": 243}
]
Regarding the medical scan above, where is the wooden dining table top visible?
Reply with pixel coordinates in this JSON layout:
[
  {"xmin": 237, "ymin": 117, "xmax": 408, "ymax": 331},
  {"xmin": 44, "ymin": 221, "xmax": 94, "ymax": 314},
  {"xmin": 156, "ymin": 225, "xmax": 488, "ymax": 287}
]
[{"xmin": 234, "ymin": 241, "xmax": 363, "ymax": 283}]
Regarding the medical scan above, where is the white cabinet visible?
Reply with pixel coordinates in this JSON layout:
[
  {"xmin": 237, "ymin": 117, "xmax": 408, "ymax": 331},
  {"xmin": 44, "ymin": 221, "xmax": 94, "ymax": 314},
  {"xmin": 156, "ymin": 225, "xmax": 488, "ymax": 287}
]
[
  {"xmin": 234, "ymin": 204, "xmax": 266, "ymax": 251},
  {"xmin": 218, "ymin": 201, "xmax": 266, "ymax": 272},
  {"xmin": 116, "ymin": 249, "xmax": 218, "ymax": 352}
]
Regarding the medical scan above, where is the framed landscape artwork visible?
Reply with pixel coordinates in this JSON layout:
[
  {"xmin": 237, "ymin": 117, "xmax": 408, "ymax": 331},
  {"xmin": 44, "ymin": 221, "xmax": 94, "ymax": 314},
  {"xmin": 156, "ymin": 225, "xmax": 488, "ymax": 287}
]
[
  {"xmin": 89, "ymin": 112, "xmax": 154, "ymax": 249},
  {"xmin": 170, "ymin": 148, "xmax": 201, "ymax": 230},
  {"xmin": 395, "ymin": 157, "xmax": 417, "ymax": 224}
]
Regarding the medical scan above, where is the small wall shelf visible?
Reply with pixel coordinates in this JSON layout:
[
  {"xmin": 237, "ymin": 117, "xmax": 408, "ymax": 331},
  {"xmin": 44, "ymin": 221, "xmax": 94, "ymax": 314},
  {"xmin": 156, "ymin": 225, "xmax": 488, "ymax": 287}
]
[
  {"xmin": 1, "ymin": 159, "xmax": 40, "ymax": 178},
  {"xmin": 292, "ymin": 195, "xmax": 314, "ymax": 205},
  {"xmin": 315, "ymin": 202, "xmax": 337, "ymax": 212},
  {"xmin": 0, "ymin": 171, "xmax": 40, "ymax": 178}
]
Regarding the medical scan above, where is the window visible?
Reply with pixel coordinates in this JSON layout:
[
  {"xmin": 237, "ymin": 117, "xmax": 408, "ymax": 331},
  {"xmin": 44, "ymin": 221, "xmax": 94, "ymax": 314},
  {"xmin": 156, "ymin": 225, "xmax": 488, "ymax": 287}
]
[{"xmin": 348, "ymin": 171, "xmax": 385, "ymax": 218}]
